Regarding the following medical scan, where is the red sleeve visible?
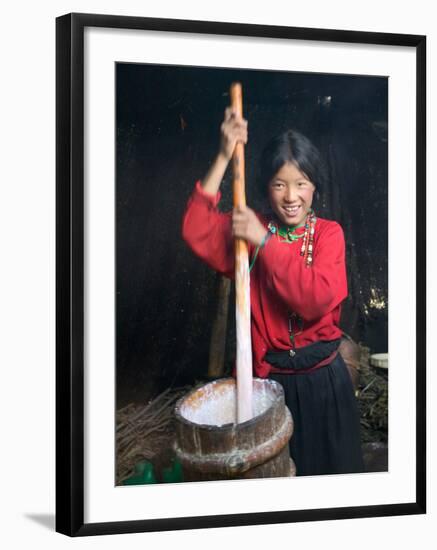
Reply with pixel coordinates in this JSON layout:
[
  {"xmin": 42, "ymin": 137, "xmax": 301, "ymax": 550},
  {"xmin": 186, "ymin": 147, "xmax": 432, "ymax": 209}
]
[
  {"xmin": 257, "ymin": 221, "xmax": 348, "ymax": 321},
  {"xmin": 181, "ymin": 180, "xmax": 235, "ymax": 278}
]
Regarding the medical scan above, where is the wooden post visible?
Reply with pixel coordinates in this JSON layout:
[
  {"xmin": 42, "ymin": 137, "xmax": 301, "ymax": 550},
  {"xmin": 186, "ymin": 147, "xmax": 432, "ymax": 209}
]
[
  {"xmin": 207, "ymin": 275, "xmax": 231, "ymax": 378},
  {"xmin": 230, "ymin": 82, "xmax": 253, "ymax": 423}
]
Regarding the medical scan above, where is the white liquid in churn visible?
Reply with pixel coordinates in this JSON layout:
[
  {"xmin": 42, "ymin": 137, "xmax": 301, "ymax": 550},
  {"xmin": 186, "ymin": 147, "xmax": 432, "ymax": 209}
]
[{"xmin": 179, "ymin": 379, "xmax": 278, "ymax": 426}]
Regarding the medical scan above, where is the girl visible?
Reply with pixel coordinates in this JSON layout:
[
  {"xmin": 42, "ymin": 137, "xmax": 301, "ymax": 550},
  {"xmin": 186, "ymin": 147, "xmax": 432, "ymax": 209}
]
[{"xmin": 182, "ymin": 107, "xmax": 364, "ymax": 476}]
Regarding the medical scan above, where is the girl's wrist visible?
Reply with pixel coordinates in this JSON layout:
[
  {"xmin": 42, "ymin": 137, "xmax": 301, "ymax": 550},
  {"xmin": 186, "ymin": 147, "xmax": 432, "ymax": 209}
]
[{"xmin": 216, "ymin": 150, "xmax": 231, "ymax": 165}]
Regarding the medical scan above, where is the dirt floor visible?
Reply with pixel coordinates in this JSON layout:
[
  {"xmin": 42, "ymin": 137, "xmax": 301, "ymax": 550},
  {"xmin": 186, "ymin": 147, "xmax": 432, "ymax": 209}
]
[{"xmin": 357, "ymin": 346, "xmax": 388, "ymax": 472}]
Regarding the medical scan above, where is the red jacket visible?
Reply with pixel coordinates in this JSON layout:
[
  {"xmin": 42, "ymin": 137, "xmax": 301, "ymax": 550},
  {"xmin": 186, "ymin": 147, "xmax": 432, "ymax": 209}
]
[{"xmin": 182, "ymin": 181, "xmax": 347, "ymax": 378}]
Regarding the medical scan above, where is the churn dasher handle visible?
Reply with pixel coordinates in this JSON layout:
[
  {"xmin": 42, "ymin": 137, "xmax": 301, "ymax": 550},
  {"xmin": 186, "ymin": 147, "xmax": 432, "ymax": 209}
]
[{"xmin": 230, "ymin": 82, "xmax": 253, "ymax": 423}]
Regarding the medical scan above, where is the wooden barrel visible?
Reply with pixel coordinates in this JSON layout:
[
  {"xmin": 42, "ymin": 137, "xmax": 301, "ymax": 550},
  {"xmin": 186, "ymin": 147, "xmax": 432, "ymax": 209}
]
[
  {"xmin": 339, "ymin": 334, "xmax": 361, "ymax": 391},
  {"xmin": 174, "ymin": 377, "xmax": 295, "ymax": 481}
]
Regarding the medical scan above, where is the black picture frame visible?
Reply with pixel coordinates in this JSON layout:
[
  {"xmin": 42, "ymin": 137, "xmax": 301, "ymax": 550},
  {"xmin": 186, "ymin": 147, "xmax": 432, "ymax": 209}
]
[{"xmin": 56, "ymin": 12, "xmax": 426, "ymax": 537}]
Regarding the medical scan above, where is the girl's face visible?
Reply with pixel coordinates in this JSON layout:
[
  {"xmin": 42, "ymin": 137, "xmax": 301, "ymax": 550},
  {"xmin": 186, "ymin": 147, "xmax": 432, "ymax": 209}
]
[{"xmin": 268, "ymin": 162, "xmax": 316, "ymax": 226}]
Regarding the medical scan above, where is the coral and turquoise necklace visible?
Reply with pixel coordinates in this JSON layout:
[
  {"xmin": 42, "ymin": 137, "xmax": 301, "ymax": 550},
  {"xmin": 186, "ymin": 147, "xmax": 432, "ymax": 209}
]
[
  {"xmin": 267, "ymin": 209, "xmax": 316, "ymax": 267},
  {"xmin": 248, "ymin": 209, "xmax": 317, "ymax": 350},
  {"xmin": 249, "ymin": 209, "xmax": 316, "ymax": 272}
]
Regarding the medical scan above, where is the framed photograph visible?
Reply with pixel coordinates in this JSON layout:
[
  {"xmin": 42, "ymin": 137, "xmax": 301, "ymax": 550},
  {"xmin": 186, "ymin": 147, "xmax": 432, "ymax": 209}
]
[{"xmin": 56, "ymin": 12, "xmax": 426, "ymax": 536}]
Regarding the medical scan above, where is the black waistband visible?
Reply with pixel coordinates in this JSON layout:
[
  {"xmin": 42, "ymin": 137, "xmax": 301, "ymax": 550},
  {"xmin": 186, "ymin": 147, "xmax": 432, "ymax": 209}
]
[{"xmin": 264, "ymin": 338, "xmax": 342, "ymax": 371}]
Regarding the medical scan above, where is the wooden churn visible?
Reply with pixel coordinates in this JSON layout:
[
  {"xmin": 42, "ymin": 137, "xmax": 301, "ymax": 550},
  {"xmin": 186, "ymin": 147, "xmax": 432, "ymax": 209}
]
[
  {"xmin": 175, "ymin": 83, "xmax": 295, "ymax": 481},
  {"xmin": 174, "ymin": 377, "xmax": 295, "ymax": 481}
]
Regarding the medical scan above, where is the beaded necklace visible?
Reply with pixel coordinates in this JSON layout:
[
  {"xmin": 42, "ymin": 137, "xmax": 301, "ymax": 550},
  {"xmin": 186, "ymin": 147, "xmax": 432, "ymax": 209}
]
[
  {"xmin": 266, "ymin": 209, "xmax": 317, "ymax": 352},
  {"xmin": 249, "ymin": 209, "xmax": 317, "ymax": 274},
  {"xmin": 288, "ymin": 312, "xmax": 304, "ymax": 352},
  {"xmin": 267, "ymin": 208, "xmax": 316, "ymax": 268}
]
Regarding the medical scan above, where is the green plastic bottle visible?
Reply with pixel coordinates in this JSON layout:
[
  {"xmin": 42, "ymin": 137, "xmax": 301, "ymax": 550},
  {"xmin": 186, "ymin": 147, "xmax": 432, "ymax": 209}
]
[
  {"xmin": 122, "ymin": 460, "xmax": 157, "ymax": 485},
  {"xmin": 162, "ymin": 457, "xmax": 184, "ymax": 483}
]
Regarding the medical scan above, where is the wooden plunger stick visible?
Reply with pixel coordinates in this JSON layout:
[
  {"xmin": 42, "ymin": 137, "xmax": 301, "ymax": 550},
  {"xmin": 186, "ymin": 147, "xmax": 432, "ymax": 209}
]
[{"xmin": 230, "ymin": 82, "xmax": 253, "ymax": 423}]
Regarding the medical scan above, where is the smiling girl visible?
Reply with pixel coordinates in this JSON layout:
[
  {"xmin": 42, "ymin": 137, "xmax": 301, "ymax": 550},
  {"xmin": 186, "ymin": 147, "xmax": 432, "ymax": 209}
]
[{"xmin": 182, "ymin": 107, "xmax": 364, "ymax": 476}]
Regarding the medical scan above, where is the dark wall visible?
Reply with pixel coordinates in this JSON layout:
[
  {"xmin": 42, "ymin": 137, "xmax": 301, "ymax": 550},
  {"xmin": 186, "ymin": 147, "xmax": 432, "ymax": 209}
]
[{"xmin": 116, "ymin": 63, "xmax": 388, "ymax": 403}]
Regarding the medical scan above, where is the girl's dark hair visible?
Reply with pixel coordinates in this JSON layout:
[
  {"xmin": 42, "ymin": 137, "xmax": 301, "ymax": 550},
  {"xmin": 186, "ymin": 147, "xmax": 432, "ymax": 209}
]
[{"xmin": 258, "ymin": 129, "xmax": 327, "ymax": 196}]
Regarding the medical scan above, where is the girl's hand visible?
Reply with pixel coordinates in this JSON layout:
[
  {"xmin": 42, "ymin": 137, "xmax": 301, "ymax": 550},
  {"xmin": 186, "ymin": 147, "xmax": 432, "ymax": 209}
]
[
  {"xmin": 219, "ymin": 107, "xmax": 248, "ymax": 161},
  {"xmin": 232, "ymin": 206, "xmax": 268, "ymax": 247}
]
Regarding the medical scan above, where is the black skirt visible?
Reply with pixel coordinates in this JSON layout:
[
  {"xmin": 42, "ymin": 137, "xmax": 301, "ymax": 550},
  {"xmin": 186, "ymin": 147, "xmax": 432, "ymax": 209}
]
[{"xmin": 270, "ymin": 353, "xmax": 364, "ymax": 476}]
